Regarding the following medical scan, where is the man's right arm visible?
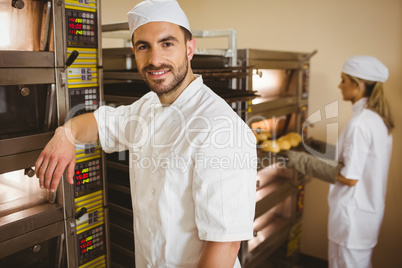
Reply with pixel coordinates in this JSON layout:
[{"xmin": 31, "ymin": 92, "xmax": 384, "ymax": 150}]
[{"xmin": 35, "ymin": 112, "xmax": 99, "ymax": 192}]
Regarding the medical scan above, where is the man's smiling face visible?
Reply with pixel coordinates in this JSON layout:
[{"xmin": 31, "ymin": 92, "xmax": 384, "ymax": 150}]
[{"xmin": 132, "ymin": 21, "xmax": 190, "ymax": 98}]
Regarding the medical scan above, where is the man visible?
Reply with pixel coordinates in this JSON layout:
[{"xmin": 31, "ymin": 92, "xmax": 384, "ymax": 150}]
[{"xmin": 35, "ymin": 0, "xmax": 257, "ymax": 267}]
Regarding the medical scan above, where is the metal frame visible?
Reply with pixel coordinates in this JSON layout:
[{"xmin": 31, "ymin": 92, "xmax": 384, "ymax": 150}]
[
  {"xmin": 0, "ymin": 1, "xmax": 66, "ymax": 262},
  {"xmin": 102, "ymin": 23, "xmax": 238, "ymax": 68},
  {"xmin": 236, "ymin": 48, "xmax": 316, "ymax": 267},
  {"xmin": 192, "ymin": 29, "xmax": 237, "ymax": 68},
  {"xmin": 61, "ymin": 0, "xmax": 110, "ymax": 266},
  {"xmin": 0, "ymin": 220, "xmax": 64, "ymax": 258},
  {"xmin": 0, "ymin": 1, "xmax": 108, "ymax": 267}
]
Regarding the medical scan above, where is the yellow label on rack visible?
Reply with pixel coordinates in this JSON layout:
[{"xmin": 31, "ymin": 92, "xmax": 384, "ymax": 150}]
[
  {"xmin": 68, "ymin": 83, "xmax": 99, "ymax": 88},
  {"xmin": 69, "ymin": 64, "xmax": 97, "ymax": 69},
  {"xmin": 65, "ymin": 0, "xmax": 97, "ymax": 12},
  {"xmin": 75, "ymin": 190, "xmax": 103, "ymax": 203},
  {"xmin": 68, "ymin": 67, "xmax": 98, "ymax": 74},
  {"xmin": 68, "ymin": 77, "xmax": 98, "ymax": 83},
  {"xmin": 79, "ymin": 255, "xmax": 106, "ymax": 268},
  {"xmin": 76, "ymin": 151, "xmax": 101, "ymax": 162},
  {"xmin": 70, "ymin": 58, "xmax": 97, "ymax": 65},
  {"xmin": 76, "ymin": 211, "xmax": 104, "ymax": 231},
  {"xmin": 76, "ymin": 221, "xmax": 103, "ymax": 235},
  {"xmin": 75, "ymin": 198, "xmax": 103, "ymax": 210},
  {"xmin": 75, "ymin": 144, "xmax": 101, "ymax": 155},
  {"xmin": 68, "ymin": 74, "xmax": 98, "ymax": 80},
  {"xmin": 68, "ymin": 48, "xmax": 97, "ymax": 53}
]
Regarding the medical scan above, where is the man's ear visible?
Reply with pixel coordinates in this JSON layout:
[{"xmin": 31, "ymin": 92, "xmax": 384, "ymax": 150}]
[
  {"xmin": 186, "ymin": 39, "xmax": 196, "ymax": 61},
  {"xmin": 131, "ymin": 46, "xmax": 135, "ymax": 55}
]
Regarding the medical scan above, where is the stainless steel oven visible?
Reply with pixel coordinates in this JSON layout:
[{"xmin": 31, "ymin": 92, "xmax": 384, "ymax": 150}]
[
  {"xmin": 0, "ymin": 0, "xmax": 62, "ymax": 174},
  {"xmin": 0, "ymin": 168, "xmax": 64, "ymax": 267},
  {"xmin": 0, "ymin": 69, "xmax": 57, "ymax": 174},
  {"xmin": 0, "ymin": 0, "xmax": 53, "ymax": 52},
  {"xmin": 0, "ymin": 1, "xmax": 65, "ymax": 266},
  {"xmin": 0, "ymin": 0, "xmax": 109, "ymax": 267}
]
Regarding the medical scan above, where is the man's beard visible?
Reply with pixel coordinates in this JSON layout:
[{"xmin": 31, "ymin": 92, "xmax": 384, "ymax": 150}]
[{"xmin": 141, "ymin": 55, "xmax": 189, "ymax": 97}]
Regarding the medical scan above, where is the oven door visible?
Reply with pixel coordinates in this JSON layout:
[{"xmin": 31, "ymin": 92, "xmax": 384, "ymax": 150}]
[
  {"xmin": 0, "ymin": 167, "xmax": 64, "ymax": 266},
  {"xmin": 0, "ymin": 0, "xmax": 53, "ymax": 52},
  {"xmin": 0, "ymin": 217, "xmax": 65, "ymax": 268},
  {"xmin": 0, "ymin": 68, "xmax": 57, "ymax": 174}
]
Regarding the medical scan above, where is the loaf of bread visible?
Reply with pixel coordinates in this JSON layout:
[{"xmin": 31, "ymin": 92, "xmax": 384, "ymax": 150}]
[
  {"xmin": 260, "ymin": 140, "xmax": 281, "ymax": 153},
  {"xmin": 282, "ymin": 132, "xmax": 302, "ymax": 147},
  {"xmin": 276, "ymin": 136, "xmax": 291, "ymax": 150},
  {"xmin": 254, "ymin": 132, "xmax": 272, "ymax": 144}
]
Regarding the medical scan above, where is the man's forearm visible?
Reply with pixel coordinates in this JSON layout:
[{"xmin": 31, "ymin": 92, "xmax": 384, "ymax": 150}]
[
  {"xmin": 198, "ymin": 241, "xmax": 240, "ymax": 268},
  {"xmin": 63, "ymin": 112, "xmax": 99, "ymax": 145},
  {"xmin": 35, "ymin": 112, "xmax": 99, "ymax": 191}
]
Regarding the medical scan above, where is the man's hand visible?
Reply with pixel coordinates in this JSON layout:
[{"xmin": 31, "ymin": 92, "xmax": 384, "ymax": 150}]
[
  {"xmin": 35, "ymin": 126, "xmax": 76, "ymax": 192},
  {"xmin": 35, "ymin": 113, "xmax": 99, "ymax": 192}
]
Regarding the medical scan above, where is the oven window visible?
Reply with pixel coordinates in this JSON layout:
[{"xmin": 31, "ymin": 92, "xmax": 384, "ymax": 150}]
[
  {"xmin": 0, "ymin": 0, "xmax": 53, "ymax": 51},
  {"xmin": 0, "ymin": 235, "xmax": 61, "ymax": 268},
  {"xmin": 0, "ymin": 168, "xmax": 46, "ymax": 218},
  {"xmin": 251, "ymin": 69, "xmax": 297, "ymax": 104},
  {"xmin": 251, "ymin": 113, "xmax": 297, "ymax": 138},
  {"xmin": 0, "ymin": 85, "xmax": 49, "ymax": 139}
]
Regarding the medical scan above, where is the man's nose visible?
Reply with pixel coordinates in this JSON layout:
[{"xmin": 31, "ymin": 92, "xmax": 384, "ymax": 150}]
[{"xmin": 147, "ymin": 48, "xmax": 164, "ymax": 67}]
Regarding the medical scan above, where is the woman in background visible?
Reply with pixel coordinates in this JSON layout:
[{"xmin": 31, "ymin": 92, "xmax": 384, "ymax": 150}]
[
  {"xmin": 286, "ymin": 55, "xmax": 394, "ymax": 268},
  {"xmin": 327, "ymin": 55, "xmax": 394, "ymax": 268}
]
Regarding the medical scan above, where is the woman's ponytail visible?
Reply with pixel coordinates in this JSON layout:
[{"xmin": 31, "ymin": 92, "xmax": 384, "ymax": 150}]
[{"xmin": 349, "ymin": 76, "xmax": 394, "ymax": 134}]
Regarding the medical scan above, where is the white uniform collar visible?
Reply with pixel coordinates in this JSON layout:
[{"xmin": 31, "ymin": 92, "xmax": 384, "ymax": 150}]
[
  {"xmin": 150, "ymin": 75, "xmax": 203, "ymax": 108},
  {"xmin": 352, "ymin": 97, "xmax": 368, "ymax": 115},
  {"xmin": 170, "ymin": 74, "xmax": 203, "ymax": 107}
]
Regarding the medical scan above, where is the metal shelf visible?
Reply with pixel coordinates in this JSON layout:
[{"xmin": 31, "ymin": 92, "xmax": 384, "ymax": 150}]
[
  {"xmin": 0, "ymin": 51, "xmax": 55, "ymax": 68},
  {"xmin": 103, "ymin": 71, "xmax": 142, "ymax": 80},
  {"xmin": 243, "ymin": 215, "xmax": 294, "ymax": 268},
  {"xmin": 0, "ymin": 203, "xmax": 63, "ymax": 244},
  {"xmin": 102, "ymin": 23, "xmax": 237, "ymax": 65},
  {"xmin": 255, "ymin": 179, "xmax": 296, "ymax": 219}
]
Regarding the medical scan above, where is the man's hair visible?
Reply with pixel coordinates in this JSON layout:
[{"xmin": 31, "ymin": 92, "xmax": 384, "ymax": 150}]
[
  {"xmin": 180, "ymin": 26, "xmax": 192, "ymax": 42},
  {"xmin": 131, "ymin": 25, "xmax": 193, "ymax": 47}
]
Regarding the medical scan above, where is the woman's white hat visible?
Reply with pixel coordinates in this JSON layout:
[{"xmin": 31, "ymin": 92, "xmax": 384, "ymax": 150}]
[
  {"xmin": 342, "ymin": 55, "xmax": 389, "ymax": 82},
  {"xmin": 127, "ymin": 0, "xmax": 191, "ymax": 39}
]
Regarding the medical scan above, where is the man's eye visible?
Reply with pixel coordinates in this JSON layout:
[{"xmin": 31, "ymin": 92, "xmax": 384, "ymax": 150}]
[
  {"xmin": 164, "ymin": 42, "xmax": 173, "ymax": 47},
  {"xmin": 138, "ymin": 45, "xmax": 149, "ymax": 50}
]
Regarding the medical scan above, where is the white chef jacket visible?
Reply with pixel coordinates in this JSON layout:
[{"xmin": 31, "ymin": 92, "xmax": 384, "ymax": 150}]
[
  {"xmin": 94, "ymin": 76, "xmax": 257, "ymax": 267},
  {"xmin": 328, "ymin": 97, "xmax": 392, "ymax": 249}
]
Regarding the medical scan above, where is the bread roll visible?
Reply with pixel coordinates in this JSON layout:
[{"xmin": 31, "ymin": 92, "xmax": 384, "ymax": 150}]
[
  {"xmin": 254, "ymin": 132, "xmax": 272, "ymax": 144},
  {"xmin": 283, "ymin": 132, "xmax": 302, "ymax": 147},
  {"xmin": 261, "ymin": 140, "xmax": 281, "ymax": 153},
  {"xmin": 276, "ymin": 137, "xmax": 291, "ymax": 150}
]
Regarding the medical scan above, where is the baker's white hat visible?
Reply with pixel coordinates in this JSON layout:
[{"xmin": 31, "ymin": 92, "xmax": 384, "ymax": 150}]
[
  {"xmin": 127, "ymin": 0, "xmax": 191, "ymax": 39},
  {"xmin": 342, "ymin": 55, "xmax": 389, "ymax": 82}
]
